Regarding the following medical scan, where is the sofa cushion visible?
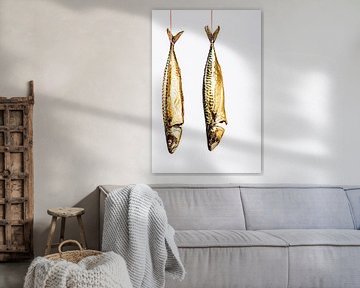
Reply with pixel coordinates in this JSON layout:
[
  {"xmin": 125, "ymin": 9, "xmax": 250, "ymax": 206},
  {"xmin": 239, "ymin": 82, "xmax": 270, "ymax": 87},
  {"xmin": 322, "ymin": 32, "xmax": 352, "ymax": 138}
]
[
  {"xmin": 153, "ymin": 186, "xmax": 246, "ymax": 230},
  {"xmin": 258, "ymin": 230, "xmax": 360, "ymax": 288},
  {"xmin": 165, "ymin": 247, "xmax": 289, "ymax": 288},
  {"xmin": 241, "ymin": 187, "xmax": 355, "ymax": 230},
  {"xmin": 175, "ymin": 230, "xmax": 288, "ymax": 248},
  {"xmin": 287, "ymin": 246, "xmax": 360, "ymax": 288},
  {"xmin": 262, "ymin": 229, "xmax": 360, "ymax": 246},
  {"xmin": 345, "ymin": 188, "xmax": 360, "ymax": 229},
  {"xmin": 100, "ymin": 185, "xmax": 246, "ymax": 230}
]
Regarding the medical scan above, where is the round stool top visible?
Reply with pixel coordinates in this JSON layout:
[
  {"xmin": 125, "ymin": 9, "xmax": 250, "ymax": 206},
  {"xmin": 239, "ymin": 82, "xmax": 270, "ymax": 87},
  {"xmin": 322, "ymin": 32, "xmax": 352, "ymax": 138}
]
[{"xmin": 47, "ymin": 207, "xmax": 85, "ymax": 217}]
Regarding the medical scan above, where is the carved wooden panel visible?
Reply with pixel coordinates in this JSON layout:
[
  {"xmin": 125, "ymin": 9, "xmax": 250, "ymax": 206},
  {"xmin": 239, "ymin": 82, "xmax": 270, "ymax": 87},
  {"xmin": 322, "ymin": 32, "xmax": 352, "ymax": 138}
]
[{"xmin": 0, "ymin": 81, "xmax": 34, "ymax": 261}]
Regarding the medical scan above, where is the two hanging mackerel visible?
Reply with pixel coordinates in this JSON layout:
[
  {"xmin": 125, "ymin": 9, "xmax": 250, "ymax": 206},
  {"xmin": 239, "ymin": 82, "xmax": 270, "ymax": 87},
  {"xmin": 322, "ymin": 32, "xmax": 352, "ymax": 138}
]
[
  {"xmin": 203, "ymin": 25, "xmax": 227, "ymax": 151},
  {"xmin": 162, "ymin": 28, "xmax": 184, "ymax": 154}
]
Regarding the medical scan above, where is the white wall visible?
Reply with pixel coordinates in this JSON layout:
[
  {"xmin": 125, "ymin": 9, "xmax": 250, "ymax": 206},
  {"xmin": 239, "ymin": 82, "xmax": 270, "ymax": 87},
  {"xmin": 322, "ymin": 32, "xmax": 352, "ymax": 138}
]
[{"xmin": 0, "ymin": 0, "xmax": 359, "ymax": 255}]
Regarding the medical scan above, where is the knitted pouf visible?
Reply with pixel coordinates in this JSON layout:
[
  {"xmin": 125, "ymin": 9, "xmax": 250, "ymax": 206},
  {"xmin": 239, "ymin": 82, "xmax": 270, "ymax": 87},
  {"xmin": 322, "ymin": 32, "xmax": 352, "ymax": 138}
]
[{"xmin": 24, "ymin": 251, "xmax": 133, "ymax": 288}]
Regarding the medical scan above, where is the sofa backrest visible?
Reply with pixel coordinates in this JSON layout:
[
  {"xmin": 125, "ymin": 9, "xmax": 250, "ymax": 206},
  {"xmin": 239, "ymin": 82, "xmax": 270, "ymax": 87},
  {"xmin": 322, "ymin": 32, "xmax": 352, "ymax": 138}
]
[
  {"xmin": 100, "ymin": 184, "xmax": 358, "ymax": 231},
  {"xmin": 152, "ymin": 185, "xmax": 246, "ymax": 230},
  {"xmin": 345, "ymin": 188, "xmax": 360, "ymax": 229},
  {"xmin": 240, "ymin": 186, "xmax": 355, "ymax": 230}
]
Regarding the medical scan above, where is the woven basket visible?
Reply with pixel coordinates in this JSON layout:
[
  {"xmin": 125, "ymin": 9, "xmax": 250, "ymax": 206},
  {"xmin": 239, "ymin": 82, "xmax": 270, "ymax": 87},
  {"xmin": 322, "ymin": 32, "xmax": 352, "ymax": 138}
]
[{"xmin": 45, "ymin": 240, "xmax": 102, "ymax": 263}]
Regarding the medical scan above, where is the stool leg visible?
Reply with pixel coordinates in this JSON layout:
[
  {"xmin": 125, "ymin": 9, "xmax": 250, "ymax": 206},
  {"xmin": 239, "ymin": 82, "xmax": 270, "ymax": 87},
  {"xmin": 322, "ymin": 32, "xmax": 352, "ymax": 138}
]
[
  {"xmin": 45, "ymin": 216, "xmax": 57, "ymax": 255},
  {"xmin": 77, "ymin": 215, "xmax": 87, "ymax": 249},
  {"xmin": 60, "ymin": 217, "xmax": 66, "ymax": 243}
]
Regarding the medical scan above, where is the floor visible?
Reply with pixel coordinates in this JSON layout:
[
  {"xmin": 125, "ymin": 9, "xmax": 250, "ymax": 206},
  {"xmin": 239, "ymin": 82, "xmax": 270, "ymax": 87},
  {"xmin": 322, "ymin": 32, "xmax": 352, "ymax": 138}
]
[{"xmin": 0, "ymin": 261, "xmax": 30, "ymax": 288}]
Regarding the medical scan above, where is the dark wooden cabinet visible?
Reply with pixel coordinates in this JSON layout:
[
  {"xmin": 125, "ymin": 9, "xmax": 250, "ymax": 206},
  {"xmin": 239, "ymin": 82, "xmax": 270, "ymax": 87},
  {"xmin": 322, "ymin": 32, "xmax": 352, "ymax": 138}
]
[{"xmin": 0, "ymin": 81, "xmax": 34, "ymax": 261}]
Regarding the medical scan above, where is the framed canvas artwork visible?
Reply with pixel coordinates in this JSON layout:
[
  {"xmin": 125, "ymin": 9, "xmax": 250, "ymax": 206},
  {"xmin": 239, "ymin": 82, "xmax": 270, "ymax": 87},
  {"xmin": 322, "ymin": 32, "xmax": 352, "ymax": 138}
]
[{"xmin": 152, "ymin": 10, "xmax": 262, "ymax": 173}]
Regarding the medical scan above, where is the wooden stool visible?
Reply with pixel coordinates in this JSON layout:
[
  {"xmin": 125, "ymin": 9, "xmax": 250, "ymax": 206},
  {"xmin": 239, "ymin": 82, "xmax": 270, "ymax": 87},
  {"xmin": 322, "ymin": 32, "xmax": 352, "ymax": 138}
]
[{"xmin": 45, "ymin": 207, "xmax": 87, "ymax": 255}]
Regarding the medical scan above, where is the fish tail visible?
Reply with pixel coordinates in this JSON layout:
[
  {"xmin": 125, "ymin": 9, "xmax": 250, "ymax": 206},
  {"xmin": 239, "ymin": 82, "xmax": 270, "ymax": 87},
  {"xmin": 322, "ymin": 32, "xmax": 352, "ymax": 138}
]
[
  {"xmin": 205, "ymin": 25, "xmax": 220, "ymax": 43},
  {"xmin": 167, "ymin": 28, "xmax": 184, "ymax": 44}
]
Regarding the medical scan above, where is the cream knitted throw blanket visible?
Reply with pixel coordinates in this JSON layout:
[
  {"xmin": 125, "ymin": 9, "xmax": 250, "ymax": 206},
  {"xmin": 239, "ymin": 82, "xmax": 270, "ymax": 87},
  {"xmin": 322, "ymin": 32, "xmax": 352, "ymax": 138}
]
[
  {"xmin": 24, "ymin": 251, "xmax": 132, "ymax": 288},
  {"xmin": 102, "ymin": 184, "xmax": 185, "ymax": 288}
]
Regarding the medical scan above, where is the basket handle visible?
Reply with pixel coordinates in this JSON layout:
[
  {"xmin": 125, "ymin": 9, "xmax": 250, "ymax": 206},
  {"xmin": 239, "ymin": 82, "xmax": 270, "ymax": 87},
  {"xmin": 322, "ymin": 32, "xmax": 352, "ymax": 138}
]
[{"xmin": 58, "ymin": 240, "xmax": 83, "ymax": 255}]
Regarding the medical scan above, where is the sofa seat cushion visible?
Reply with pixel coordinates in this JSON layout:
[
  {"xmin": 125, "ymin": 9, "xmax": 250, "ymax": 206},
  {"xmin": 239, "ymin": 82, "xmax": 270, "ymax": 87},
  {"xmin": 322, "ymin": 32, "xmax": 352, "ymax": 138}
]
[
  {"xmin": 175, "ymin": 230, "xmax": 288, "ymax": 248},
  {"xmin": 262, "ymin": 229, "xmax": 360, "ymax": 246}
]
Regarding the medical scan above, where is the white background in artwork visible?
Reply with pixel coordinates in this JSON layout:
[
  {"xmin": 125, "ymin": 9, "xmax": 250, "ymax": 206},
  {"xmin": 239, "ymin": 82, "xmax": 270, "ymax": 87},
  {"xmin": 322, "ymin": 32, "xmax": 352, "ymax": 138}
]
[{"xmin": 152, "ymin": 10, "xmax": 262, "ymax": 173}]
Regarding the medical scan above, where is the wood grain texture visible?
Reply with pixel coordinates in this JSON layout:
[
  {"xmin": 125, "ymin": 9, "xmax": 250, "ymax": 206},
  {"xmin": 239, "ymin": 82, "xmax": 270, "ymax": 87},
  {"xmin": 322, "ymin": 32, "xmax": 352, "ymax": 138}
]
[
  {"xmin": 0, "ymin": 81, "xmax": 34, "ymax": 261},
  {"xmin": 47, "ymin": 207, "xmax": 85, "ymax": 217},
  {"xmin": 44, "ymin": 208, "xmax": 87, "ymax": 254}
]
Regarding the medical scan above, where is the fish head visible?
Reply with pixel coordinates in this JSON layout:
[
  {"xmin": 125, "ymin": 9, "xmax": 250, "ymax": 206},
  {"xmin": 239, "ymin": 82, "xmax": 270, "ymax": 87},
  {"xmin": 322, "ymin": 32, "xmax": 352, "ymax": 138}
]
[
  {"xmin": 207, "ymin": 125, "xmax": 225, "ymax": 151},
  {"xmin": 166, "ymin": 126, "xmax": 182, "ymax": 154}
]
